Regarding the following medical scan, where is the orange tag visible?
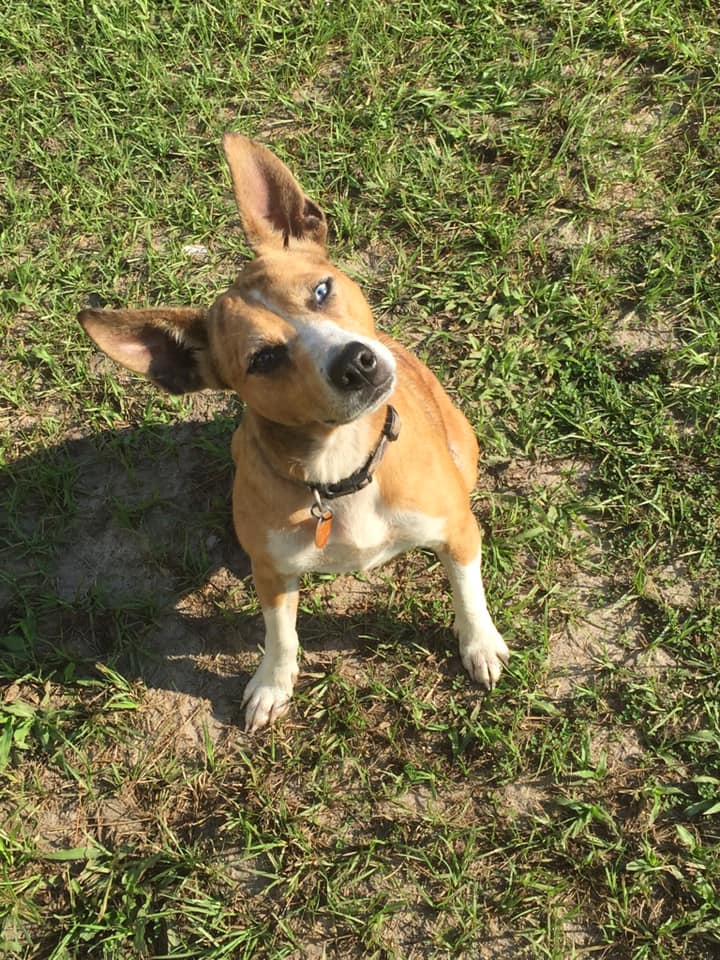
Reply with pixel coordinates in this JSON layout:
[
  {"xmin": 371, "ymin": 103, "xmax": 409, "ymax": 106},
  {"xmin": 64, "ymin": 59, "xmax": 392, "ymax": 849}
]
[{"xmin": 314, "ymin": 510, "xmax": 334, "ymax": 548}]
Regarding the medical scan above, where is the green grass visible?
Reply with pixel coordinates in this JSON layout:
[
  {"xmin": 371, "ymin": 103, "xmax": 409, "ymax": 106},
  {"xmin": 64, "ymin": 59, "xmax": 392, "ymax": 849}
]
[{"xmin": 2, "ymin": 0, "xmax": 720, "ymax": 957}]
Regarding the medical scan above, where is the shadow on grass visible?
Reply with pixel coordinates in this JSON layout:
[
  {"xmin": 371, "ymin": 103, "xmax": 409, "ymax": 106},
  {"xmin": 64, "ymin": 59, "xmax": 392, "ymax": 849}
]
[{"xmin": 0, "ymin": 417, "xmax": 437, "ymax": 734}]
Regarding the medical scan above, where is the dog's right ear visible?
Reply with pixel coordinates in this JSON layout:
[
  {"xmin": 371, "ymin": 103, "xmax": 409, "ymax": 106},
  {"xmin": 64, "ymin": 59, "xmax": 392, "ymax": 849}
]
[
  {"xmin": 78, "ymin": 306, "xmax": 227, "ymax": 394},
  {"xmin": 222, "ymin": 133, "xmax": 327, "ymax": 253}
]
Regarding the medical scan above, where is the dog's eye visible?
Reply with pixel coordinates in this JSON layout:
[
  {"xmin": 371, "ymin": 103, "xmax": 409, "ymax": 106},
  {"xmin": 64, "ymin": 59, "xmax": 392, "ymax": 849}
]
[
  {"xmin": 313, "ymin": 278, "xmax": 333, "ymax": 306},
  {"xmin": 247, "ymin": 343, "xmax": 288, "ymax": 375}
]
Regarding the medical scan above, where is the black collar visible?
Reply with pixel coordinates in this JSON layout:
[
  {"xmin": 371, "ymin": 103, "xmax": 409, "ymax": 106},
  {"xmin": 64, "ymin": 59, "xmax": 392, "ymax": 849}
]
[{"xmin": 308, "ymin": 405, "xmax": 401, "ymax": 502}]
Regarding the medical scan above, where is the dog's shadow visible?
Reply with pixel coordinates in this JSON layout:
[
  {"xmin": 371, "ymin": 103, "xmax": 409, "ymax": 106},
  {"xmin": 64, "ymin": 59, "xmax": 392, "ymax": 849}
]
[{"xmin": 0, "ymin": 411, "xmax": 432, "ymax": 737}]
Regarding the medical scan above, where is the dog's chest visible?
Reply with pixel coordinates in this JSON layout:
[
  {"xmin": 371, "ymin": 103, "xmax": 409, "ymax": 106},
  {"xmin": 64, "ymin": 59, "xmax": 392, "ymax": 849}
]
[{"xmin": 267, "ymin": 485, "xmax": 446, "ymax": 576}]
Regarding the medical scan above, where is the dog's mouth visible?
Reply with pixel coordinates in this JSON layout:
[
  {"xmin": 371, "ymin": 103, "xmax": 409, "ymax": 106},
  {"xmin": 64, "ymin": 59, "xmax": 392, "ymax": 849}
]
[{"xmin": 323, "ymin": 370, "xmax": 395, "ymax": 425}]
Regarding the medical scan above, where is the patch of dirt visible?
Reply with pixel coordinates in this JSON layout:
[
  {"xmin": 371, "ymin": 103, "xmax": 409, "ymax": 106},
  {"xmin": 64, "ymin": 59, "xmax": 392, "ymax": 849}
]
[
  {"xmin": 587, "ymin": 724, "xmax": 644, "ymax": 772},
  {"xmin": 612, "ymin": 308, "xmax": 675, "ymax": 354},
  {"xmin": 477, "ymin": 924, "xmax": 532, "ymax": 959},
  {"xmin": 591, "ymin": 177, "xmax": 652, "ymax": 213},
  {"xmin": 554, "ymin": 218, "xmax": 588, "ymax": 249},
  {"xmin": 376, "ymin": 906, "xmax": 438, "ymax": 960},
  {"xmin": 141, "ymin": 682, "xmax": 236, "ymax": 752},
  {"xmin": 562, "ymin": 917, "xmax": 605, "ymax": 955},
  {"xmin": 337, "ymin": 239, "xmax": 399, "ymax": 286},
  {"xmin": 547, "ymin": 566, "xmax": 679, "ymax": 697},
  {"xmin": 635, "ymin": 644, "xmax": 677, "ymax": 676},
  {"xmin": 645, "ymin": 559, "xmax": 702, "ymax": 609},
  {"xmin": 90, "ymin": 794, "xmax": 150, "ymax": 844},
  {"xmin": 547, "ymin": 597, "xmax": 641, "ymax": 698},
  {"xmin": 379, "ymin": 782, "xmax": 473, "ymax": 826},
  {"xmin": 14, "ymin": 764, "xmax": 84, "ymax": 853},
  {"xmin": 492, "ymin": 456, "xmax": 594, "ymax": 496},
  {"xmin": 379, "ymin": 899, "xmax": 524, "ymax": 960},
  {"xmin": 622, "ymin": 105, "xmax": 665, "ymax": 137},
  {"xmin": 285, "ymin": 935, "xmax": 333, "ymax": 959},
  {"xmin": 310, "ymin": 570, "xmax": 389, "ymax": 619},
  {"xmin": 501, "ymin": 776, "xmax": 554, "ymax": 821}
]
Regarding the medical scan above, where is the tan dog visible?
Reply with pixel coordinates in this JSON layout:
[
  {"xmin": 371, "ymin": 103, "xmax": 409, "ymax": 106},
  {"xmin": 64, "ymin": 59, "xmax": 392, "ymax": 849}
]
[{"xmin": 78, "ymin": 135, "xmax": 509, "ymax": 731}]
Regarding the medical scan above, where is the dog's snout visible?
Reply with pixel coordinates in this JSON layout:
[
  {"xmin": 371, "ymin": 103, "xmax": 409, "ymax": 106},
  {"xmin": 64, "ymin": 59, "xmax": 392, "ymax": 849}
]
[{"xmin": 329, "ymin": 341, "xmax": 382, "ymax": 391}]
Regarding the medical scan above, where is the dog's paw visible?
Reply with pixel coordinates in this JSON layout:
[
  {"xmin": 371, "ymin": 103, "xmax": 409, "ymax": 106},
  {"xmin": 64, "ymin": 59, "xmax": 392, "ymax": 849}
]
[
  {"xmin": 457, "ymin": 622, "xmax": 509, "ymax": 690},
  {"xmin": 242, "ymin": 661, "xmax": 298, "ymax": 732}
]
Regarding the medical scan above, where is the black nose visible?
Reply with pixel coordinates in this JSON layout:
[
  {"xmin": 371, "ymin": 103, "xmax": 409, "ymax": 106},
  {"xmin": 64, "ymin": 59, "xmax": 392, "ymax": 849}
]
[{"xmin": 329, "ymin": 341, "xmax": 381, "ymax": 391}]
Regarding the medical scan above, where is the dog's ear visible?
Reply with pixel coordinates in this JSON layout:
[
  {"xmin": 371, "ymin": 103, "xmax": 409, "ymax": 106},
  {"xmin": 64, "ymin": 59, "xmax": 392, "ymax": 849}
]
[
  {"xmin": 222, "ymin": 133, "xmax": 327, "ymax": 252},
  {"xmin": 78, "ymin": 306, "xmax": 227, "ymax": 394}
]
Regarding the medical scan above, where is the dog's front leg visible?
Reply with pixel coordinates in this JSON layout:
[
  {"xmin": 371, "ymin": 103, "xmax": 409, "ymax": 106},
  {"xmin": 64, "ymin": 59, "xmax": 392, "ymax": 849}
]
[
  {"xmin": 438, "ymin": 519, "xmax": 509, "ymax": 689},
  {"xmin": 243, "ymin": 565, "xmax": 300, "ymax": 732}
]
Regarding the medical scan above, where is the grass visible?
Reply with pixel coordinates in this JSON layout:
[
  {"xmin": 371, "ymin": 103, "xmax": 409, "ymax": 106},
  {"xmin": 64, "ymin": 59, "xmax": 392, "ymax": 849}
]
[{"xmin": 1, "ymin": 0, "xmax": 720, "ymax": 956}]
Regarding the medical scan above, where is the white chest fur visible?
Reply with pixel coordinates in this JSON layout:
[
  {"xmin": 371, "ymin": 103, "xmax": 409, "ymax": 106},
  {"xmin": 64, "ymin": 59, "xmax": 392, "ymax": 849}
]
[{"xmin": 267, "ymin": 484, "xmax": 447, "ymax": 576}]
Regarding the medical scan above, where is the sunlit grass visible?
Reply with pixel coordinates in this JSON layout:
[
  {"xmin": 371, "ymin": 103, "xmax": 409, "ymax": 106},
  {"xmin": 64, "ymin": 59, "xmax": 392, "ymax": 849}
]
[{"xmin": 1, "ymin": 1, "xmax": 719, "ymax": 957}]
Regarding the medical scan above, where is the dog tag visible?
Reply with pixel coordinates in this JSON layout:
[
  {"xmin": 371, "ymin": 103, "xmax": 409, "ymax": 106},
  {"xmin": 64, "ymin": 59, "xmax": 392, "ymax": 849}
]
[
  {"xmin": 314, "ymin": 509, "xmax": 334, "ymax": 548},
  {"xmin": 310, "ymin": 491, "xmax": 334, "ymax": 549}
]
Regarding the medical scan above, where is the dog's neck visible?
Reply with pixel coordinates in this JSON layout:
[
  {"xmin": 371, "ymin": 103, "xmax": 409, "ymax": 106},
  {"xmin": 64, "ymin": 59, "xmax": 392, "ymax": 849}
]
[{"xmin": 247, "ymin": 407, "xmax": 386, "ymax": 488}]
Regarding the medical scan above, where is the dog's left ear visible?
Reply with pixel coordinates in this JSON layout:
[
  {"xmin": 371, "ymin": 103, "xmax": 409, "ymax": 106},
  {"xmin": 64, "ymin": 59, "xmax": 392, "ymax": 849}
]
[
  {"xmin": 222, "ymin": 133, "xmax": 328, "ymax": 253},
  {"xmin": 78, "ymin": 306, "xmax": 227, "ymax": 394}
]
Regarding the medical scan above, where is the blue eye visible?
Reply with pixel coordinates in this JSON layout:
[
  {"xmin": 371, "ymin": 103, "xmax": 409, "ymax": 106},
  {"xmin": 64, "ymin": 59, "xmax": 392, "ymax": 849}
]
[{"xmin": 314, "ymin": 278, "xmax": 332, "ymax": 306}]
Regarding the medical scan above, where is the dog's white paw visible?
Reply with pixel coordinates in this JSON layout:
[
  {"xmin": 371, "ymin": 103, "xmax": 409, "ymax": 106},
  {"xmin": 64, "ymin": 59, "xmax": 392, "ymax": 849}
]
[
  {"xmin": 457, "ymin": 621, "xmax": 509, "ymax": 690},
  {"xmin": 242, "ymin": 661, "xmax": 298, "ymax": 732}
]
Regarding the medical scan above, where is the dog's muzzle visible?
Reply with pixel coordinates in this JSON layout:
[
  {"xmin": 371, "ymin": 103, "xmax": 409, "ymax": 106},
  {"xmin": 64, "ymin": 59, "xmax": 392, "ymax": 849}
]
[{"xmin": 329, "ymin": 341, "xmax": 391, "ymax": 392}]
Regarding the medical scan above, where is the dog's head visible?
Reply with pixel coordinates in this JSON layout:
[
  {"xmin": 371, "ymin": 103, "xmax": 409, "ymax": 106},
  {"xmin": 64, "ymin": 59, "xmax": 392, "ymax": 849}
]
[{"xmin": 79, "ymin": 135, "xmax": 396, "ymax": 427}]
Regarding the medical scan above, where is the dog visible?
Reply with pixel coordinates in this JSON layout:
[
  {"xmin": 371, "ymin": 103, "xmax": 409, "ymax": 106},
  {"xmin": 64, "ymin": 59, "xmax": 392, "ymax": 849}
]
[{"xmin": 78, "ymin": 134, "xmax": 509, "ymax": 732}]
